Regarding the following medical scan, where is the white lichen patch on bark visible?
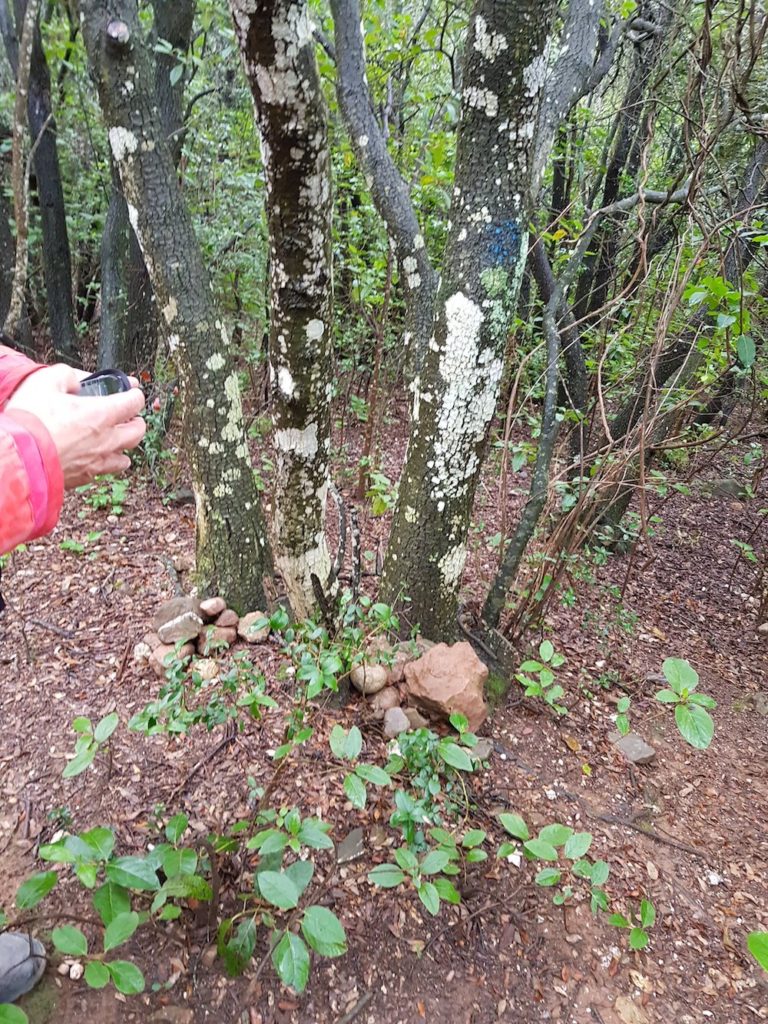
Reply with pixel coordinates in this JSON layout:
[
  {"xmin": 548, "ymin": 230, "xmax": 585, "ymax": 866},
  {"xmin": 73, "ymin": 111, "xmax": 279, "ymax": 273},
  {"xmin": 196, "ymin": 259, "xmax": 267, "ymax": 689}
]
[
  {"xmin": 463, "ymin": 86, "xmax": 499, "ymax": 118},
  {"xmin": 221, "ymin": 371, "xmax": 247, "ymax": 446},
  {"xmin": 523, "ymin": 50, "xmax": 548, "ymax": 97},
  {"xmin": 474, "ymin": 15, "xmax": 508, "ymax": 62},
  {"xmin": 437, "ymin": 542, "xmax": 467, "ymax": 590},
  {"xmin": 276, "ymin": 540, "xmax": 332, "ymax": 621},
  {"xmin": 278, "ymin": 366, "xmax": 296, "ymax": 397},
  {"xmin": 206, "ymin": 352, "xmax": 225, "ymax": 371},
  {"xmin": 108, "ymin": 126, "xmax": 138, "ymax": 162},
  {"xmin": 305, "ymin": 318, "xmax": 325, "ymax": 343},
  {"xmin": 274, "ymin": 421, "xmax": 319, "ymax": 459},
  {"xmin": 162, "ymin": 296, "xmax": 178, "ymax": 325}
]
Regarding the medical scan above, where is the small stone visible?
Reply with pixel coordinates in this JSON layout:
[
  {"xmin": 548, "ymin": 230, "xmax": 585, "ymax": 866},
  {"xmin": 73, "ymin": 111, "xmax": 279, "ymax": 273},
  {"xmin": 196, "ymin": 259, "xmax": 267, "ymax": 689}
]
[
  {"xmin": 369, "ymin": 687, "xmax": 401, "ymax": 719},
  {"xmin": 350, "ymin": 663, "xmax": 389, "ymax": 696},
  {"xmin": 198, "ymin": 626, "xmax": 236, "ymax": 652},
  {"xmin": 237, "ymin": 611, "xmax": 270, "ymax": 644},
  {"xmin": 403, "ymin": 707, "xmax": 429, "ymax": 730},
  {"xmin": 57, "ymin": 962, "xmax": 70, "ymax": 976},
  {"xmin": 201, "ymin": 946, "xmax": 217, "ymax": 968},
  {"xmin": 167, "ymin": 488, "xmax": 195, "ymax": 507},
  {"xmin": 69, "ymin": 962, "xmax": 84, "ymax": 980},
  {"xmin": 200, "ymin": 597, "xmax": 227, "ymax": 620},
  {"xmin": 646, "ymin": 860, "xmax": 659, "ymax": 881},
  {"xmin": 707, "ymin": 871, "xmax": 723, "ymax": 886},
  {"xmin": 703, "ymin": 477, "xmax": 749, "ymax": 500},
  {"xmin": 216, "ymin": 609, "xmax": 239, "ymax": 628},
  {"xmin": 153, "ymin": 596, "xmax": 204, "ymax": 645},
  {"xmin": 133, "ymin": 642, "xmax": 151, "ymax": 663},
  {"xmin": 194, "ymin": 658, "xmax": 219, "ymax": 682},
  {"xmin": 471, "ymin": 738, "xmax": 494, "ymax": 762},
  {"xmin": 336, "ymin": 827, "xmax": 365, "ymax": 864},
  {"xmin": 149, "ymin": 642, "xmax": 194, "ymax": 678},
  {"xmin": 758, "ymin": 622, "xmax": 768, "ymax": 634},
  {"xmin": 383, "ymin": 706, "xmax": 410, "ymax": 738},
  {"xmin": 143, "ymin": 631, "xmax": 162, "ymax": 650},
  {"xmin": 611, "ymin": 732, "xmax": 656, "ymax": 765}
]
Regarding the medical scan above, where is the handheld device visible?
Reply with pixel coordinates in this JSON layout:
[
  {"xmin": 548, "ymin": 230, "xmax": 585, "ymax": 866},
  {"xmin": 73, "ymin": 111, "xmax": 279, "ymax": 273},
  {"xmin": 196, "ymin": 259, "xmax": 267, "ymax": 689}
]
[{"xmin": 78, "ymin": 369, "xmax": 132, "ymax": 397}]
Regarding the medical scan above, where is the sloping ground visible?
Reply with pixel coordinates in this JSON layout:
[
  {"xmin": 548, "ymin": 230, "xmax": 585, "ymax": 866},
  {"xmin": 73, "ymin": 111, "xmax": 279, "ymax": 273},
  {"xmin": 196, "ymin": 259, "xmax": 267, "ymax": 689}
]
[{"xmin": 0, "ymin": 425, "xmax": 766, "ymax": 1024}]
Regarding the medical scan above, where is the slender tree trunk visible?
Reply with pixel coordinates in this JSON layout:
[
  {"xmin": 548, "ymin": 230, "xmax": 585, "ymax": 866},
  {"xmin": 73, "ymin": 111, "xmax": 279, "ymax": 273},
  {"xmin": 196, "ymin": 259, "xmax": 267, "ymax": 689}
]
[
  {"xmin": 380, "ymin": 0, "xmax": 556, "ymax": 639},
  {"xmin": 0, "ymin": 174, "xmax": 14, "ymax": 325},
  {"xmin": 81, "ymin": 0, "xmax": 273, "ymax": 612},
  {"xmin": 229, "ymin": 0, "xmax": 334, "ymax": 618}
]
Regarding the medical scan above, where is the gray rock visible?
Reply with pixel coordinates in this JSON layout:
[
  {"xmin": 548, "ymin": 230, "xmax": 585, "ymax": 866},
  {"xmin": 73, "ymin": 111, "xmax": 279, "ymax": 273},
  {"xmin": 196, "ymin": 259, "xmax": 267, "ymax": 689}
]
[
  {"xmin": 383, "ymin": 706, "xmax": 410, "ymax": 738},
  {"xmin": 702, "ymin": 477, "xmax": 750, "ymax": 500},
  {"xmin": 471, "ymin": 738, "xmax": 494, "ymax": 762},
  {"xmin": 237, "ymin": 611, "xmax": 270, "ymax": 644},
  {"xmin": 336, "ymin": 827, "xmax": 365, "ymax": 864},
  {"xmin": 611, "ymin": 731, "xmax": 656, "ymax": 765},
  {"xmin": 369, "ymin": 687, "xmax": 401, "ymax": 719},
  {"xmin": 350, "ymin": 663, "xmax": 389, "ymax": 696},
  {"xmin": 153, "ymin": 596, "xmax": 204, "ymax": 645},
  {"xmin": 403, "ymin": 706, "xmax": 429, "ymax": 730},
  {"xmin": 200, "ymin": 596, "xmax": 227, "ymax": 620}
]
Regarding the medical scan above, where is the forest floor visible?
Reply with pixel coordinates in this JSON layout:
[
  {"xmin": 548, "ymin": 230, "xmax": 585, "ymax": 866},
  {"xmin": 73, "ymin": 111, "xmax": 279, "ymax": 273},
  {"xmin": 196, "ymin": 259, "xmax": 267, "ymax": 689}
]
[{"xmin": 1, "ymin": 406, "xmax": 767, "ymax": 1024}]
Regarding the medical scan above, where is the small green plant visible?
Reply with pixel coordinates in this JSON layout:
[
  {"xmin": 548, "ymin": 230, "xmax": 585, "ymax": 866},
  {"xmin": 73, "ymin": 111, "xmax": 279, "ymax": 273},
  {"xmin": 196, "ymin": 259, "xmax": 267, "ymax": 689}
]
[
  {"xmin": 63, "ymin": 713, "xmax": 119, "ymax": 778},
  {"xmin": 77, "ymin": 476, "xmax": 130, "ymax": 516},
  {"xmin": 655, "ymin": 658, "xmax": 716, "ymax": 749},
  {"xmin": 329, "ymin": 725, "xmax": 391, "ymax": 808},
  {"xmin": 516, "ymin": 640, "xmax": 567, "ymax": 715},
  {"xmin": 615, "ymin": 696, "xmax": 631, "ymax": 736},
  {"xmin": 59, "ymin": 537, "xmax": 85, "ymax": 555},
  {"xmin": 365, "ymin": 471, "xmax": 398, "ymax": 516},
  {"xmin": 608, "ymin": 899, "xmax": 656, "ymax": 950},
  {"xmin": 748, "ymin": 931, "xmax": 768, "ymax": 973},
  {"xmin": 368, "ymin": 843, "xmax": 461, "ymax": 916}
]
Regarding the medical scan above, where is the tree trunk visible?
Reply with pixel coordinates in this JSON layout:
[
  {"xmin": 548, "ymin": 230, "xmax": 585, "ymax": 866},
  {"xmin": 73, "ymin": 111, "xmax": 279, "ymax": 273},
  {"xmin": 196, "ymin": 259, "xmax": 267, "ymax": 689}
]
[
  {"xmin": 81, "ymin": 0, "xmax": 273, "ymax": 612},
  {"xmin": 381, "ymin": 0, "xmax": 556, "ymax": 639},
  {"xmin": 229, "ymin": 0, "xmax": 334, "ymax": 618}
]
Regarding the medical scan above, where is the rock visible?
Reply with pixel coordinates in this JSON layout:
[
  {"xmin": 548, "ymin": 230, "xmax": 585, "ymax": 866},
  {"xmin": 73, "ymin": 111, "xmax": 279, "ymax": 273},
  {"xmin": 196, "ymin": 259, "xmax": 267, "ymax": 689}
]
[
  {"xmin": 614, "ymin": 996, "xmax": 649, "ymax": 1024},
  {"xmin": 471, "ymin": 738, "xmax": 494, "ymax": 762},
  {"xmin": 369, "ymin": 687, "xmax": 401, "ymax": 719},
  {"xmin": 611, "ymin": 731, "xmax": 656, "ymax": 765},
  {"xmin": 167, "ymin": 488, "xmax": 195, "ymax": 508},
  {"xmin": 237, "ymin": 611, "xmax": 270, "ymax": 644},
  {"xmin": 153, "ymin": 597, "xmax": 204, "ymax": 645},
  {"xmin": 350, "ymin": 663, "xmax": 389, "ymax": 696},
  {"xmin": 758, "ymin": 622, "xmax": 768, "ymax": 634},
  {"xmin": 403, "ymin": 706, "xmax": 429, "ymax": 730},
  {"xmin": 383, "ymin": 706, "xmax": 410, "ymax": 738},
  {"xmin": 403, "ymin": 642, "xmax": 488, "ymax": 732},
  {"xmin": 149, "ymin": 642, "xmax": 194, "ymax": 678},
  {"xmin": 703, "ymin": 477, "xmax": 750, "ymax": 500},
  {"xmin": 198, "ymin": 626, "xmax": 237, "ymax": 652},
  {"xmin": 215, "ymin": 609, "xmax": 239, "ymax": 628},
  {"xmin": 336, "ymin": 827, "xmax": 365, "ymax": 864},
  {"xmin": 69, "ymin": 962, "xmax": 84, "ymax": 981},
  {"xmin": 199, "ymin": 596, "xmax": 227, "ymax": 620},
  {"xmin": 194, "ymin": 658, "xmax": 220, "ymax": 682},
  {"xmin": 133, "ymin": 641, "xmax": 152, "ymax": 663},
  {"xmin": 414, "ymin": 636, "xmax": 435, "ymax": 654},
  {"xmin": 144, "ymin": 631, "xmax": 162, "ymax": 650}
]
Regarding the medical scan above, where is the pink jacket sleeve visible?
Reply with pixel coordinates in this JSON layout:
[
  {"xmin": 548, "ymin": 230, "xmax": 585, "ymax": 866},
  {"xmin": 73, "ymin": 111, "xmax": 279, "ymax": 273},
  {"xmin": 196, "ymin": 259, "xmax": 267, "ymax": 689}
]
[{"xmin": 0, "ymin": 346, "xmax": 64, "ymax": 554}]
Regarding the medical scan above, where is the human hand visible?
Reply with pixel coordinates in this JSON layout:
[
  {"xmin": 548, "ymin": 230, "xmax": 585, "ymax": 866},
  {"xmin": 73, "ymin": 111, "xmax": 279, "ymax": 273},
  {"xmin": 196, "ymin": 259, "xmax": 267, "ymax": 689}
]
[{"xmin": 6, "ymin": 363, "xmax": 146, "ymax": 488}]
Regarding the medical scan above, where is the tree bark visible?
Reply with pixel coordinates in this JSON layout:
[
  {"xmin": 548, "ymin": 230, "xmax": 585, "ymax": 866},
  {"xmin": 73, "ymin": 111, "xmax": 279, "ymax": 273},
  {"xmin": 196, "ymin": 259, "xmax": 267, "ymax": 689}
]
[
  {"xmin": 380, "ymin": 0, "xmax": 556, "ymax": 639},
  {"xmin": 229, "ymin": 0, "xmax": 335, "ymax": 618},
  {"xmin": 330, "ymin": 0, "xmax": 438, "ymax": 376},
  {"xmin": 81, "ymin": 0, "xmax": 273, "ymax": 612}
]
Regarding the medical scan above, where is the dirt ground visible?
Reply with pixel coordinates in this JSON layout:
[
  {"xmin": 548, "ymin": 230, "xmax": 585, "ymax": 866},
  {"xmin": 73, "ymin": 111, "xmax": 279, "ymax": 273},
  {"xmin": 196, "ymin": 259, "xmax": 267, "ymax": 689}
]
[{"xmin": 1, "ymin": 413, "xmax": 767, "ymax": 1024}]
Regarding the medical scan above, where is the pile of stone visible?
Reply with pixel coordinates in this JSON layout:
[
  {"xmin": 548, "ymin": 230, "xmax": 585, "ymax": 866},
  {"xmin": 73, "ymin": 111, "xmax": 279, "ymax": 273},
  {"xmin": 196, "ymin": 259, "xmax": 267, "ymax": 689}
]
[
  {"xmin": 354, "ymin": 639, "xmax": 489, "ymax": 738},
  {"xmin": 134, "ymin": 596, "xmax": 270, "ymax": 677}
]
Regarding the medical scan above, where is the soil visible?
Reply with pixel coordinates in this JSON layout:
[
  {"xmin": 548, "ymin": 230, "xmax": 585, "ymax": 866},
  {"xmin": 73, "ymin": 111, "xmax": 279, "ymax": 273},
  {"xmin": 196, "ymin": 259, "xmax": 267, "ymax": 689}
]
[{"xmin": 1, "ymin": 409, "xmax": 767, "ymax": 1024}]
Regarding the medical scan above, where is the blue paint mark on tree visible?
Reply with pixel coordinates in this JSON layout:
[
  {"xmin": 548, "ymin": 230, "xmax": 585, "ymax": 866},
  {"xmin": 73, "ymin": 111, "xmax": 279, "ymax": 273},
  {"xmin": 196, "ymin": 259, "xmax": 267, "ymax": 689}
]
[{"xmin": 486, "ymin": 220, "xmax": 521, "ymax": 265}]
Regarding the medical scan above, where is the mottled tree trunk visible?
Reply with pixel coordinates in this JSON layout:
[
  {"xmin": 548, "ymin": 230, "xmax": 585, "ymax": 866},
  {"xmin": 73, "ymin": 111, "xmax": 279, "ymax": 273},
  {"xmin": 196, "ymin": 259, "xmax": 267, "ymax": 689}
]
[
  {"xmin": 229, "ymin": 0, "xmax": 334, "ymax": 619},
  {"xmin": 81, "ymin": 0, "xmax": 273, "ymax": 611},
  {"xmin": 381, "ymin": 0, "xmax": 556, "ymax": 639},
  {"xmin": 98, "ymin": 0, "xmax": 195, "ymax": 373}
]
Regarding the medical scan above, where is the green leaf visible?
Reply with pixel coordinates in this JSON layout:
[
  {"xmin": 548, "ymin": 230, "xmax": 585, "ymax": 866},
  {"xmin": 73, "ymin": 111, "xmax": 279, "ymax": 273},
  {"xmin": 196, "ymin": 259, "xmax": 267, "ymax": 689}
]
[
  {"xmin": 51, "ymin": 925, "xmax": 88, "ymax": 956},
  {"xmin": 465, "ymin": 848, "xmax": 487, "ymax": 863},
  {"xmin": 301, "ymin": 906, "xmax": 347, "ymax": 957},
  {"xmin": 344, "ymin": 726, "xmax": 363, "ymax": 760},
  {"xmin": 285, "ymin": 860, "xmax": 314, "ymax": 898},
  {"xmin": 165, "ymin": 813, "xmax": 189, "ymax": 844},
  {"xmin": 640, "ymin": 899, "xmax": 656, "ymax": 928},
  {"xmin": 62, "ymin": 745, "xmax": 96, "ymax": 779},
  {"xmin": 608, "ymin": 913, "xmax": 630, "ymax": 928},
  {"xmin": 687, "ymin": 692, "xmax": 716, "ymax": 709},
  {"xmin": 535, "ymin": 868, "xmax": 562, "ymax": 887},
  {"xmin": 539, "ymin": 640, "xmax": 554, "ymax": 662},
  {"xmin": 675, "ymin": 703, "xmax": 714, "ymax": 749},
  {"xmin": 104, "ymin": 911, "xmax": 139, "ymax": 952},
  {"xmin": 161, "ymin": 847, "xmax": 198, "ymax": 878},
  {"xmin": 158, "ymin": 905, "xmax": 181, "ymax": 921},
  {"xmin": 258, "ymin": 870, "xmax": 300, "ymax": 910},
  {"xmin": 589, "ymin": 860, "xmax": 610, "ymax": 886},
  {"xmin": 354, "ymin": 763, "xmax": 391, "ymax": 786},
  {"xmin": 538, "ymin": 824, "xmax": 573, "ymax": 847},
  {"xmin": 107, "ymin": 960, "xmax": 145, "ymax": 995},
  {"xmin": 438, "ymin": 740, "xmax": 474, "ymax": 772},
  {"xmin": 75, "ymin": 863, "xmax": 98, "ymax": 890},
  {"xmin": 106, "ymin": 857, "xmax": 160, "ymax": 891},
  {"xmin": 343, "ymin": 772, "xmax": 367, "ymax": 809},
  {"xmin": 0, "ymin": 1005, "xmax": 29, "ymax": 1023},
  {"xmin": 417, "ymin": 881, "xmax": 440, "ymax": 916},
  {"xmin": 394, "ymin": 847, "xmax": 419, "ymax": 873},
  {"xmin": 499, "ymin": 814, "xmax": 529, "ymax": 841},
  {"xmin": 737, "ymin": 334, "xmax": 756, "ymax": 368},
  {"xmin": 564, "ymin": 832, "xmax": 593, "ymax": 860},
  {"xmin": 16, "ymin": 871, "xmax": 57, "ymax": 909},
  {"xmin": 329, "ymin": 724, "xmax": 349, "ymax": 760},
  {"xmin": 448, "ymin": 712, "xmax": 469, "ymax": 734},
  {"xmin": 247, "ymin": 828, "xmax": 289, "ymax": 855},
  {"xmin": 81, "ymin": 827, "xmax": 115, "ymax": 861},
  {"xmin": 433, "ymin": 877, "xmax": 461, "ymax": 904},
  {"xmin": 38, "ymin": 840, "xmax": 76, "ymax": 864},
  {"xmin": 420, "ymin": 850, "xmax": 450, "ymax": 875},
  {"xmin": 72, "ymin": 716, "xmax": 92, "ymax": 734},
  {"xmin": 84, "ymin": 961, "xmax": 110, "ymax": 989},
  {"xmin": 655, "ymin": 689, "xmax": 679, "ymax": 703},
  {"xmin": 93, "ymin": 882, "xmax": 130, "ymax": 928},
  {"xmin": 272, "ymin": 931, "xmax": 310, "ymax": 992},
  {"xmin": 367, "ymin": 864, "xmax": 406, "ymax": 888},
  {"xmin": 462, "ymin": 829, "xmax": 486, "ymax": 849},
  {"xmin": 524, "ymin": 839, "xmax": 558, "ymax": 861},
  {"xmin": 747, "ymin": 931, "xmax": 768, "ymax": 973},
  {"xmin": 629, "ymin": 927, "xmax": 649, "ymax": 950},
  {"xmin": 297, "ymin": 819, "xmax": 334, "ymax": 850},
  {"xmin": 94, "ymin": 713, "xmax": 119, "ymax": 744},
  {"xmin": 591, "ymin": 888, "xmax": 609, "ymax": 913},
  {"xmin": 662, "ymin": 658, "xmax": 698, "ymax": 693}
]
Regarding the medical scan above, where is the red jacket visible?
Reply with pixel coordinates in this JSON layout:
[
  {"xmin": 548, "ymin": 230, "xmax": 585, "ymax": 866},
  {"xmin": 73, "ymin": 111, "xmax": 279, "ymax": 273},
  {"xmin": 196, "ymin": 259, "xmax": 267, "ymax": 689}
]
[{"xmin": 0, "ymin": 347, "xmax": 63, "ymax": 555}]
